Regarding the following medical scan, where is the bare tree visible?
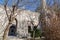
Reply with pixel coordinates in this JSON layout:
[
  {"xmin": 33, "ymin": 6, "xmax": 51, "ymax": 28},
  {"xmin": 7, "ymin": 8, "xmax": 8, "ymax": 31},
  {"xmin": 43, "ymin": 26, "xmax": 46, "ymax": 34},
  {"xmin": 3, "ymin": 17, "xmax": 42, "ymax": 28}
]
[
  {"xmin": 36, "ymin": 0, "xmax": 60, "ymax": 40},
  {"xmin": 2, "ymin": 0, "xmax": 40, "ymax": 40},
  {"xmin": 3, "ymin": 0, "xmax": 20, "ymax": 40}
]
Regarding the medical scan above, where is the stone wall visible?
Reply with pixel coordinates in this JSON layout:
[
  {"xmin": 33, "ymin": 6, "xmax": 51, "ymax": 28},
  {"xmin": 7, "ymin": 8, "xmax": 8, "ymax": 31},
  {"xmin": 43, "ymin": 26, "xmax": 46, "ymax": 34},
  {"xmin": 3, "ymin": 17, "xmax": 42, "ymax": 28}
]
[{"xmin": 0, "ymin": 5, "xmax": 40, "ymax": 39}]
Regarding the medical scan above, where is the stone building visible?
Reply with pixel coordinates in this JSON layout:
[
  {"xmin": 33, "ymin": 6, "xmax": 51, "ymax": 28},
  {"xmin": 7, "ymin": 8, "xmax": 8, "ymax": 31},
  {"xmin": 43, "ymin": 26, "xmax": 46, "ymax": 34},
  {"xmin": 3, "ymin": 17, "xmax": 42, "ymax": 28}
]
[{"xmin": 0, "ymin": 5, "xmax": 40, "ymax": 40}]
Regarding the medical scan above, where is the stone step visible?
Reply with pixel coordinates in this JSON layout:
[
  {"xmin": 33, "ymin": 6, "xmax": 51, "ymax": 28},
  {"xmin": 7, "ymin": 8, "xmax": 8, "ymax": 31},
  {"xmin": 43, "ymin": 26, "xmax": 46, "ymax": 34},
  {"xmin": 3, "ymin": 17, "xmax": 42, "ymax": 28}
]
[
  {"xmin": 8, "ymin": 36, "xmax": 27, "ymax": 40},
  {"xmin": 0, "ymin": 36, "xmax": 27, "ymax": 40}
]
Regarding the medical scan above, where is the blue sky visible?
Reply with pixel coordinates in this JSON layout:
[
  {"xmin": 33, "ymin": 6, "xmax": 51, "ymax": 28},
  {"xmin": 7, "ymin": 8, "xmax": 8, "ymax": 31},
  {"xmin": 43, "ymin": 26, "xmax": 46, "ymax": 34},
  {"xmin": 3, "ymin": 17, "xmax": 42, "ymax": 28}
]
[
  {"xmin": 0, "ymin": 0, "xmax": 40, "ymax": 11},
  {"xmin": 0, "ymin": 0, "xmax": 58, "ymax": 11},
  {"xmin": 0, "ymin": 0, "xmax": 4, "ymax": 5}
]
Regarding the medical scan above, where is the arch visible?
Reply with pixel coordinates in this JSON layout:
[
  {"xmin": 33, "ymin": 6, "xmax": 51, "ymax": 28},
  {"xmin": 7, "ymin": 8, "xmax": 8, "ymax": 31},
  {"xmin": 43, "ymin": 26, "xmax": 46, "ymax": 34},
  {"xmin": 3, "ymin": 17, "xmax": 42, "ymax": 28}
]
[{"xmin": 8, "ymin": 24, "xmax": 17, "ymax": 36}]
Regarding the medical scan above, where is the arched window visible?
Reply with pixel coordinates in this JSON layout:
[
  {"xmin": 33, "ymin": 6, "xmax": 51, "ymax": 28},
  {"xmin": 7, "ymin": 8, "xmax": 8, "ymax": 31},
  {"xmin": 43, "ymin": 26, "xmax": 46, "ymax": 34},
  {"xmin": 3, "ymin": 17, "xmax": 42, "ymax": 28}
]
[{"xmin": 8, "ymin": 24, "xmax": 17, "ymax": 36}]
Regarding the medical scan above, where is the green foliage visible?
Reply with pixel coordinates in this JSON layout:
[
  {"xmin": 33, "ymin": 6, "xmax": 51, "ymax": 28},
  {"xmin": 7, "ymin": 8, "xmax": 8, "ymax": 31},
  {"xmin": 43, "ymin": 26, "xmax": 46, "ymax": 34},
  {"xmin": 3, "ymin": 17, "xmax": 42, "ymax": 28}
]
[
  {"xmin": 28, "ymin": 27, "xmax": 41, "ymax": 37},
  {"xmin": 35, "ymin": 29, "xmax": 41, "ymax": 37}
]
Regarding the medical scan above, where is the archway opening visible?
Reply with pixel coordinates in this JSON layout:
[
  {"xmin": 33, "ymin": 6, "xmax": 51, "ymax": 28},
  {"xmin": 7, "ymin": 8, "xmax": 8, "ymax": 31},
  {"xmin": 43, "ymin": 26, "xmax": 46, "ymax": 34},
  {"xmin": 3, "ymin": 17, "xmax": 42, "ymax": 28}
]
[{"xmin": 8, "ymin": 24, "xmax": 17, "ymax": 36}]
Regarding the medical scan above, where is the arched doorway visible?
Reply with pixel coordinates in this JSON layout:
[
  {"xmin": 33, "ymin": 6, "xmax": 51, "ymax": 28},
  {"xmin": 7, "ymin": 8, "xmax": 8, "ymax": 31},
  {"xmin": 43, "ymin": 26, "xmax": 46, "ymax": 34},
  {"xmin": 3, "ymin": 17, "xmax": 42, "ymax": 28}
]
[{"xmin": 8, "ymin": 24, "xmax": 17, "ymax": 36}]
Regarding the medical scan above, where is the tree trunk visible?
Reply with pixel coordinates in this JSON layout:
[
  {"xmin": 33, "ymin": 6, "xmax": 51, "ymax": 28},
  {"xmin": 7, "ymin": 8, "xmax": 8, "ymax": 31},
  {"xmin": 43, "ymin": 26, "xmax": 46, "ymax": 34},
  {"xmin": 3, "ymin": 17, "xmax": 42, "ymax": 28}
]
[{"xmin": 3, "ymin": 23, "xmax": 11, "ymax": 40}]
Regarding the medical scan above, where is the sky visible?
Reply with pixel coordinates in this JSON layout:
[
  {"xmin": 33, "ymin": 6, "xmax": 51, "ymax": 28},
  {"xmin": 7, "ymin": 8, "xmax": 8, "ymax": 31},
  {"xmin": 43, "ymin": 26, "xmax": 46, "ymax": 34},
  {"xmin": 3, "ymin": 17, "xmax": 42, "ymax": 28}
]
[
  {"xmin": 0, "ymin": 0, "xmax": 40, "ymax": 11},
  {"xmin": 0, "ymin": 0, "xmax": 58, "ymax": 11}
]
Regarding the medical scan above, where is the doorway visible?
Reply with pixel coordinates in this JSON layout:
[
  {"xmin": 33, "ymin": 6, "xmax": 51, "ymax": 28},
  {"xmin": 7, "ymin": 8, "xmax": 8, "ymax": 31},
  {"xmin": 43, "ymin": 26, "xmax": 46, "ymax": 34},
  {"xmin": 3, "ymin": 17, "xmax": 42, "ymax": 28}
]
[{"xmin": 8, "ymin": 24, "xmax": 17, "ymax": 36}]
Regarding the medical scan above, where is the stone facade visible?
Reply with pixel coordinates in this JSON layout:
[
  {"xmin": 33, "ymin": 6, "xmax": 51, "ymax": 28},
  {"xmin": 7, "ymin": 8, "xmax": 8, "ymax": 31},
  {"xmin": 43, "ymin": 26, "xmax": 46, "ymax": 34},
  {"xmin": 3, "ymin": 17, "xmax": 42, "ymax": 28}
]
[{"xmin": 0, "ymin": 5, "xmax": 40, "ymax": 40}]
